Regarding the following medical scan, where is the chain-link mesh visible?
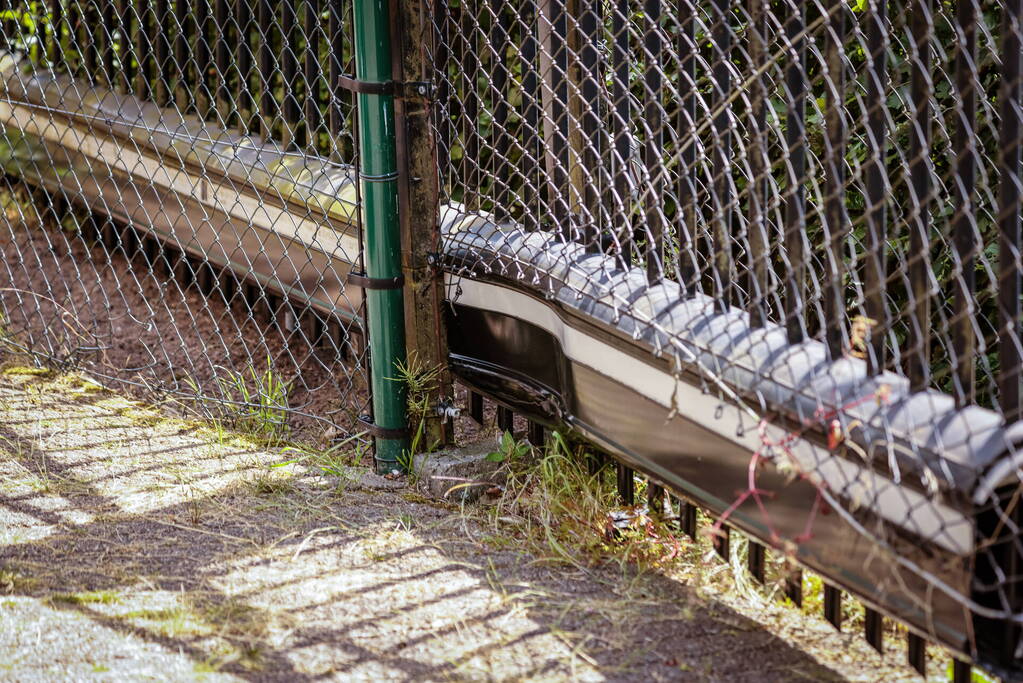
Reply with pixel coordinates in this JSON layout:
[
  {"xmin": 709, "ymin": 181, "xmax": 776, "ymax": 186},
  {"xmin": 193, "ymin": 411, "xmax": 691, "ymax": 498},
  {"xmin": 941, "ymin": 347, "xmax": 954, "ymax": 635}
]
[
  {"xmin": 432, "ymin": 0, "xmax": 1023, "ymax": 675},
  {"xmin": 0, "ymin": 0, "xmax": 369, "ymax": 445}
]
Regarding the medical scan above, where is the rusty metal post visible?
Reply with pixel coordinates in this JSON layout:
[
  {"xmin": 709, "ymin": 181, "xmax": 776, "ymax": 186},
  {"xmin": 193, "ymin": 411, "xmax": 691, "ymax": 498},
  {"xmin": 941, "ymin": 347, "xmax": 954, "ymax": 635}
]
[{"xmin": 391, "ymin": 0, "xmax": 450, "ymax": 449}]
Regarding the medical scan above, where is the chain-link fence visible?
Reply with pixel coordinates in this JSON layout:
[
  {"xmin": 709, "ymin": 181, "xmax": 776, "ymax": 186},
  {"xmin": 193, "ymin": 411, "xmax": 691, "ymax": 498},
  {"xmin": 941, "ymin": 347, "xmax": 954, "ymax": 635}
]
[
  {"xmin": 6, "ymin": 0, "xmax": 1023, "ymax": 676},
  {"xmin": 0, "ymin": 0, "xmax": 371, "ymax": 445},
  {"xmin": 435, "ymin": 0, "xmax": 1023, "ymax": 414},
  {"xmin": 432, "ymin": 0, "xmax": 1023, "ymax": 676}
]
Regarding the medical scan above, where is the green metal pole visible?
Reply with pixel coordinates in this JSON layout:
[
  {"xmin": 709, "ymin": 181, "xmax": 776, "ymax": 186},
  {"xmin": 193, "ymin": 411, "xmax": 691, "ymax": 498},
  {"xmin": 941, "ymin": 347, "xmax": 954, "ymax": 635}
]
[{"xmin": 352, "ymin": 0, "xmax": 408, "ymax": 472}]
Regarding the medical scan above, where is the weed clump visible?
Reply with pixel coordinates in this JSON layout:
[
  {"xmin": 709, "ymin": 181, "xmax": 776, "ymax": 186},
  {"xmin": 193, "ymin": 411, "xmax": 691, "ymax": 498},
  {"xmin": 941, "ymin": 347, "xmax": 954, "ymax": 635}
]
[
  {"xmin": 212, "ymin": 358, "xmax": 291, "ymax": 446},
  {"xmin": 479, "ymin": 431, "xmax": 682, "ymax": 570},
  {"xmin": 391, "ymin": 352, "xmax": 444, "ymax": 469}
]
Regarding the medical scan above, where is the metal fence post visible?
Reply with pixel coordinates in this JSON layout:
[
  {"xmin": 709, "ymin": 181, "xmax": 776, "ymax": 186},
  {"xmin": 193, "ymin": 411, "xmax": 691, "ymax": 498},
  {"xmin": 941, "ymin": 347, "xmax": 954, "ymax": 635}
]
[{"xmin": 352, "ymin": 0, "xmax": 409, "ymax": 472}]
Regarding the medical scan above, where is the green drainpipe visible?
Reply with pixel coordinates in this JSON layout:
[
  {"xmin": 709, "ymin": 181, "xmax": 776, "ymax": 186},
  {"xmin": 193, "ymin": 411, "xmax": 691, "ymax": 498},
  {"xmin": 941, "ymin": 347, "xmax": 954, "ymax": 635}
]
[{"xmin": 352, "ymin": 0, "xmax": 408, "ymax": 472}]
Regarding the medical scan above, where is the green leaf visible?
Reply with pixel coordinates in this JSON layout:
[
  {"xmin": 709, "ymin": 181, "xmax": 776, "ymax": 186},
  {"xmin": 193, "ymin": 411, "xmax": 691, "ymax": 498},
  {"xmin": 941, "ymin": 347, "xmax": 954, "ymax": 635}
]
[{"xmin": 485, "ymin": 451, "xmax": 505, "ymax": 463}]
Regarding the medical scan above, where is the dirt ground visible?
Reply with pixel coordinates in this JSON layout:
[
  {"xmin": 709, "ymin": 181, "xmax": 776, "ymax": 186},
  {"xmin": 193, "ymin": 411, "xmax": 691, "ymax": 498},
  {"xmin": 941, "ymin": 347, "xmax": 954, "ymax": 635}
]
[
  {"xmin": 0, "ymin": 189, "xmax": 368, "ymax": 444},
  {"xmin": 0, "ymin": 366, "xmax": 964, "ymax": 682}
]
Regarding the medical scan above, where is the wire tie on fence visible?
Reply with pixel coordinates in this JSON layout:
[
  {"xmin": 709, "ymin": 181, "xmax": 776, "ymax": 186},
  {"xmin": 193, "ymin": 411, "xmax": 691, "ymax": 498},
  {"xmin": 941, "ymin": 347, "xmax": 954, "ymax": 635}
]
[
  {"xmin": 358, "ymin": 414, "xmax": 408, "ymax": 440},
  {"xmin": 359, "ymin": 170, "xmax": 400, "ymax": 183},
  {"xmin": 347, "ymin": 271, "xmax": 404, "ymax": 290},
  {"xmin": 337, "ymin": 74, "xmax": 436, "ymax": 100}
]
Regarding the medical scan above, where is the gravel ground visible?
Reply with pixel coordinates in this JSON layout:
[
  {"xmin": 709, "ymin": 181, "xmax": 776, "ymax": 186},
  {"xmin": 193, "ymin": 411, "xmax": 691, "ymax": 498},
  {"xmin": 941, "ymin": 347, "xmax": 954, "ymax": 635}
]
[{"xmin": 0, "ymin": 366, "xmax": 960, "ymax": 682}]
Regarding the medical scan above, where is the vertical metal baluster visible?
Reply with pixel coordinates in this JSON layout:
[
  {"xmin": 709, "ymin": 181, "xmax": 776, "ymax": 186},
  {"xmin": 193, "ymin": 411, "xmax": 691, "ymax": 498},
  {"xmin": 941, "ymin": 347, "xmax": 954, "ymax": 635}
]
[
  {"xmin": 785, "ymin": 569, "xmax": 803, "ymax": 606},
  {"xmin": 713, "ymin": 523, "xmax": 730, "ymax": 560},
  {"xmin": 83, "ymin": 0, "xmax": 98, "ymax": 80},
  {"xmin": 863, "ymin": 606, "xmax": 883, "ymax": 652},
  {"xmin": 616, "ymin": 462, "xmax": 635, "ymax": 505},
  {"xmin": 952, "ymin": 660, "xmax": 972, "ymax": 683},
  {"xmin": 528, "ymin": 420, "xmax": 545, "ymax": 446},
  {"xmin": 677, "ymin": 1, "xmax": 697, "ymax": 288},
  {"xmin": 864, "ymin": 0, "xmax": 888, "ymax": 373},
  {"xmin": 643, "ymin": 0, "xmax": 662, "ymax": 281},
  {"xmin": 496, "ymin": 405, "xmax": 515, "ymax": 436},
  {"xmin": 135, "ymin": 0, "xmax": 153, "ymax": 100},
  {"xmin": 434, "ymin": 0, "xmax": 450, "ymax": 191},
  {"xmin": 258, "ymin": 0, "xmax": 276, "ymax": 140},
  {"xmin": 343, "ymin": 0, "xmax": 356, "ymax": 163},
  {"xmin": 281, "ymin": 0, "xmax": 300, "ymax": 148},
  {"xmin": 490, "ymin": 8, "xmax": 510, "ymax": 219},
  {"xmin": 579, "ymin": 0, "xmax": 602, "ymax": 248},
  {"xmin": 711, "ymin": 0, "xmax": 733, "ymax": 308},
  {"xmin": 611, "ymin": 0, "xmax": 631, "ymax": 262},
  {"xmin": 174, "ymin": 0, "xmax": 189, "ymax": 110},
  {"xmin": 521, "ymin": 0, "xmax": 541, "ymax": 229},
  {"xmin": 549, "ymin": 0, "xmax": 571, "ymax": 233},
  {"xmin": 236, "ymin": 0, "xmax": 254, "ymax": 132},
  {"xmin": 907, "ymin": 632, "xmax": 926, "ymax": 676},
  {"xmin": 748, "ymin": 0, "xmax": 768, "ymax": 325},
  {"xmin": 823, "ymin": 0, "xmax": 848, "ymax": 359},
  {"xmin": 907, "ymin": 0, "xmax": 933, "ymax": 389},
  {"xmin": 304, "ymin": 0, "xmax": 320, "ymax": 152},
  {"xmin": 748, "ymin": 541, "xmax": 766, "ymax": 583},
  {"xmin": 117, "ymin": 0, "xmax": 133, "ymax": 93},
  {"xmin": 195, "ymin": 0, "xmax": 211, "ymax": 117},
  {"xmin": 154, "ymin": 0, "xmax": 170, "ymax": 104},
  {"xmin": 469, "ymin": 390, "xmax": 484, "ymax": 424},
  {"xmin": 999, "ymin": 0, "xmax": 1023, "ymax": 420},
  {"xmin": 215, "ymin": 0, "xmax": 232, "ymax": 124},
  {"xmin": 461, "ymin": 5, "xmax": 479, "ymax": 208},
  {"xmin": 63, "ymin": 0, "xmax": 77, "ymax": 73},
  {"xmin": 784, "ymin": 0, "xmax": 807, "ymax": 342},
  {"xmin": 952, "ymin": 0, "xmax": 977, "ymax": 404},
  {"xmin": 328, "ymin": 0, "xmax": 343, "ymax": 157},
  {"xmin": 823, "ymin": 584, "xmax": 842, "ymax": 630},
  {"xmin": 28, "ymin": 0, "xmax": 42, "ymax": 63},
  {"xmin": 0, "ymin": 0, "xmax": 8, "ymax": 51},
  {"xmin": 101, "ymin": 0, "xmax": 115, "ymax": 86},
  {"xmin": 679, "ymin": 499, "xmax": 697, "ymax": 539},
  {"xmin": 49, "ymin": 0, "xmax": 63, "ymax": 66}
]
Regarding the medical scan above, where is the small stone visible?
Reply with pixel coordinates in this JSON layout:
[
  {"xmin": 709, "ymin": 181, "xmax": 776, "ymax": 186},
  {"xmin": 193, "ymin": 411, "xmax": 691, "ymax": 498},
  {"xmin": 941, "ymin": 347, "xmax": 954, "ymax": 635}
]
[{"xmin": 413, "ymin": 442, "xmax": 506, "ymax": 503}]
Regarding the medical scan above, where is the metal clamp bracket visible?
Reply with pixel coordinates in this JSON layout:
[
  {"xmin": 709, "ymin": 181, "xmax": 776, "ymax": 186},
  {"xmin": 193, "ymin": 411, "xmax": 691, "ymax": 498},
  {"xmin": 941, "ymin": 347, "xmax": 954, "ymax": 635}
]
[
  {"xmin": 358, "ymin": 414, "xmax": 408, "ymax": 440},
  {"xmin": 347, "ymin": 271, "xmax": 405, "ymax": 290},
  {"xmin": 337, "ymin": 75, "xmax": 436, "ymax": 100}
]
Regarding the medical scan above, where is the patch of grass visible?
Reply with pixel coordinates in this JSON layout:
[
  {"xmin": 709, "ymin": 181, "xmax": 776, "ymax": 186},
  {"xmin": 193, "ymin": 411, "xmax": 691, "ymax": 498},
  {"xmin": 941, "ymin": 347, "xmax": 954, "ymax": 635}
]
[
  {"xmin": 215, "ymin": 359, "xmax": 291, "ymax": 445},
  {"xmin": 0, "ymin": 566, "xmax": 36, "ymax": 593},
  {"xmin": 193, "ymin": 659, "xmax": 223, "ymax": 674},
  {"xmin": 48, "ymin": 590, "xmax": 121, "ymax": 605},
  {"xmin": 400, "ymin": 489, "xmax": 449, "ymax": 507},
  {"xmin": 273, "ymin": 433, "xmax": 369, "ymax": 484},
  {"xmin": 391, "ymin": 351, "xmax": 443, "ymax": 476},
  {"xmin": 111, "ymin": 404, "xmax": 163, "ymax": 429},
  {"xmin": 0, "ymin": 365, "xmax": 50, "ymax": 378},
  {"xmin": 244, "ymin": 468, "xmax": 298, "ymax": 498},
  {"xmin": 119, "ymin": 606, "xmax": 213, "ymax": 639},
  {"xmin": 477, "ymin": 431, "xmax": 681, "ymax": 570},
  {"xmin": 199, "ymin": 596, "xmax": 268, "ymax": 639}
]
